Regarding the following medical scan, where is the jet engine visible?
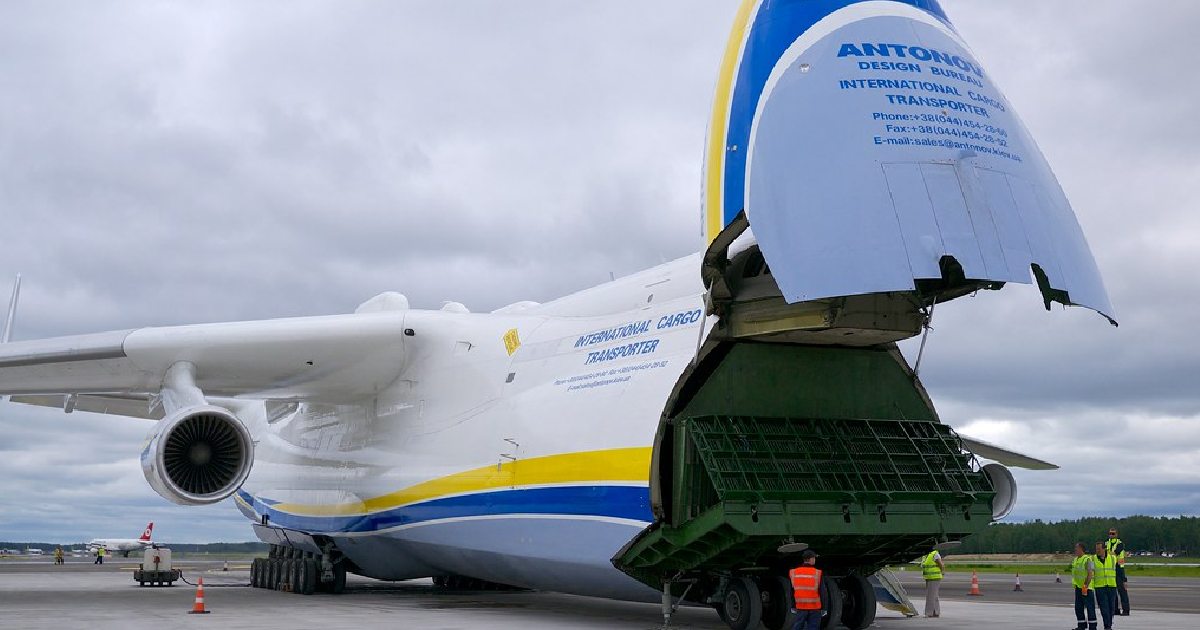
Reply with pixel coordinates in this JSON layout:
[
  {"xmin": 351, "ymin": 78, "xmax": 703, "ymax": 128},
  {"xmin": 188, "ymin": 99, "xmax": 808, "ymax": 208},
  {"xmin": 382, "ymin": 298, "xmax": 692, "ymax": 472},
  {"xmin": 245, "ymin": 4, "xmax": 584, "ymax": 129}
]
[
  {"xmin": 983, "ymin": 463, "xmax": 1018, "ymax": 520},
  {"xmin": 141, "ymin": 405, "xmax": 254, "ymax": 506}
]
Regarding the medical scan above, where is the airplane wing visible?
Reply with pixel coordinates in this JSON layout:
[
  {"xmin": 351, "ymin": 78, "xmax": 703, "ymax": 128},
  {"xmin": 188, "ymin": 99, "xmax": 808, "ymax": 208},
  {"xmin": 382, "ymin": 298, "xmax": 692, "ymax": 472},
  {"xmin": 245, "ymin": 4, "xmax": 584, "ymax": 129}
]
[
  {"xmin": 958, "ymin": 434, "xmax": 1058, "ymax": 471},
  {"xmin": 0, "ymin": 312, "xmax": 410, "ymax": 404}
]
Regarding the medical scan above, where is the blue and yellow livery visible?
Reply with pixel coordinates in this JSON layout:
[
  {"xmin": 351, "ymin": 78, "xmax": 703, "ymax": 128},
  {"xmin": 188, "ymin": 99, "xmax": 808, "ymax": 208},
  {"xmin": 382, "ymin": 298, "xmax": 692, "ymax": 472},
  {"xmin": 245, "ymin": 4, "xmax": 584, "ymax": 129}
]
[{"xmin": 703, "ymin": 0, "xmax": 1114, "ymax": 323}]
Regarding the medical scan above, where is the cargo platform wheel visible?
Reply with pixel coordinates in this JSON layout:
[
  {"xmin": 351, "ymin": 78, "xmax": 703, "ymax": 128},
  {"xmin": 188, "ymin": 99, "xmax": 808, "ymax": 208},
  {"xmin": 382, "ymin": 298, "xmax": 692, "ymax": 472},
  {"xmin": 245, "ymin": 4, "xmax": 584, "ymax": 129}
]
[
  {"xmin": 715, "ymin": 576, "xmax": 762, "ymax": 630},
  {"xmin": 820, "ymin": 575, "xmax": 842, "ymax": 630},
  {"xmin": 838, "ymin": 574, "xmax": 877, "ymax": 630},
  {"xmin": 759, "ymin": 575, "xmax": 796, "ymax": 630}
]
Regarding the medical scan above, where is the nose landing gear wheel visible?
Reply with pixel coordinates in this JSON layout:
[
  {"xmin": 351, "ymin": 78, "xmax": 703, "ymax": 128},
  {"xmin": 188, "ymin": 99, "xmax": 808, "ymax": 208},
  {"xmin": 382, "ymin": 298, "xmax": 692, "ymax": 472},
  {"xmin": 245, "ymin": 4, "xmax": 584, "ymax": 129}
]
[
  {"xmin": 837, "ymin": 574, "xmax": 877, "ymax": 630},
  {"xmin": 820, "ymin": 574, "xmax": 843, "ymax": 630},
  {"xmin": 715, "ymin": 577, "xmax": 763, "ymax": 630},
  {"xmin": 760, "ymin": 576, "xmax": 796, "ymax": 630}
]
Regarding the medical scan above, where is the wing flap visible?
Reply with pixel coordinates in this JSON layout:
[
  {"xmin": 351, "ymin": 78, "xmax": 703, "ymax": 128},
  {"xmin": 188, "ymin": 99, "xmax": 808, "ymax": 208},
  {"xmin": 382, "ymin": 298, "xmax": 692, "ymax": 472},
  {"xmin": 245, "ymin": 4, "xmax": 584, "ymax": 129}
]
[{"xmin": 9, "ymin": 394, "xmax": 162, "ymax": 420}]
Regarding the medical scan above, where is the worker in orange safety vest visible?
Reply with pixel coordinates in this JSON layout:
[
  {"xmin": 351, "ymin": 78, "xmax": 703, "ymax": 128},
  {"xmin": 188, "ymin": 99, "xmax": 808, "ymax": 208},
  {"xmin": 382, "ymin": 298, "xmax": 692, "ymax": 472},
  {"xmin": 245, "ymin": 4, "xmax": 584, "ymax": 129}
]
[{"xmin": 788, "ymin": 549, "xmax": 830, "ymax": 630}]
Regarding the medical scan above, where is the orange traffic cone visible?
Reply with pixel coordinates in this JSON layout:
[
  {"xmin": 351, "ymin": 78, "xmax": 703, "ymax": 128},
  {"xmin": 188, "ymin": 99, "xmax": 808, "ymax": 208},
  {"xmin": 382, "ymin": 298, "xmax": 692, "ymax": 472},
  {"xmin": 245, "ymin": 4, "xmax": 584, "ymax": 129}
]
[
  {"xmin": 968, "ymin": 570, "xmax": 982, "ymax": 596},
  {"xmin": 188, "ymin": 576, "xmax": 211, "ymax": 614},
  {"xmin": 1013, "ymin": 572, "xmax": 1024, "ymax": 592}
]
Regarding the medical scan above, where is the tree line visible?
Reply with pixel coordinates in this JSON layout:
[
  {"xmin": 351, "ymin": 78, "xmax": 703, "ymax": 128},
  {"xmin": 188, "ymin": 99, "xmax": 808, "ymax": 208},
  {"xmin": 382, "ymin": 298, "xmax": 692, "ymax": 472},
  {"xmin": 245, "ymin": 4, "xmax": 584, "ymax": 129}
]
[{"xmin": 953, "ymin": 516, "xmax": 1198, "ymax": 555}]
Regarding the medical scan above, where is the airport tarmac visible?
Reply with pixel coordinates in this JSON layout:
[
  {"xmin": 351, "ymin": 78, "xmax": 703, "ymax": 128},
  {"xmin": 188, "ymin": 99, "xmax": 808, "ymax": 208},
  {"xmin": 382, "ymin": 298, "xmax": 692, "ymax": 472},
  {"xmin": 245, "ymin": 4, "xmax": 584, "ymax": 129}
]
[
  {"xmin": 894, "ymin": 568, "xmax": 1200, "ymax": 615},
  {"xmin": 1, "ymin": 559, "xmax": 1197, "ymax": 629}
]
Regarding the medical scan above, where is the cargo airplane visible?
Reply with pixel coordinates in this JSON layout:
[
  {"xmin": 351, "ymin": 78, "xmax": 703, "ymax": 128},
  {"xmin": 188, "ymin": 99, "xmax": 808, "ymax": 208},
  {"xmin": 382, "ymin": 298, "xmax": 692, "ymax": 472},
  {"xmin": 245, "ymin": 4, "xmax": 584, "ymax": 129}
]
[
  {"xmin": 86, "ymin": 522, "xmax": 155, "ymax": 557},
  {"xmin": 0, "ymin": 2, "xmax": 1113, "ymax": 629}
]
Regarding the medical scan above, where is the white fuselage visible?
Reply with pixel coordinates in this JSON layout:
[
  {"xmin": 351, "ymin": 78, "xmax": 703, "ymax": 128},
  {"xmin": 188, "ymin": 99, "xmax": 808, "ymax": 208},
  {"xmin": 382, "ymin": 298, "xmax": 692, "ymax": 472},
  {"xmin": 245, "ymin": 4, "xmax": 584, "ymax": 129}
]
[
  {"xmin": 239, "ymin": 253, "xmax": 709, "ymax": 600},
  {"xmin": 88, "ymin": 539, "xmax": 150, "ymax": 553}
]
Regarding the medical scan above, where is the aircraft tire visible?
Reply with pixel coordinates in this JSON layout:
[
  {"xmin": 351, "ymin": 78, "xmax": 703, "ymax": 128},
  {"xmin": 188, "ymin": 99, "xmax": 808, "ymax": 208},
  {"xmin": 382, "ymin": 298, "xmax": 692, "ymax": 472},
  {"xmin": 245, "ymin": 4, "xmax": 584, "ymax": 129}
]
[
  {"xmin": 716, "ymin": 576, "xmax": 762, "ymax": 630},
  {"xmin": 838, "ymin": 575, "xmax": 876, "ymax": 630},
  {"xmin": 249, "ymin": 559, "xmax": 258, "ymax": 588},
  {"xmin": 289, "ymin": 556, "xmax": 302, "ymax": 592},
  {"xmin": 329, "ymin": 562, "xmax": 347, "ymax": 594},
  {"xmin": 759, "ymin": 576, "xmax": 795, "ymax": 630},
  {"xmin": 294, "ymin": 559, "xmax": 305, "ymax": 594},
  {"xmin": 285, "ymin": 559, "xmax": 298, "ymax": 591},
  {"xmin": 299, "ymin": 558, "xmax": 317, "ymax": 595},
  {"xmin": 294, "ymin": 559, "xmax": 304, "ymax": 591},
  {"xmin": 819, "ymin": 575, "xmax": 843, "ymax": 630}
]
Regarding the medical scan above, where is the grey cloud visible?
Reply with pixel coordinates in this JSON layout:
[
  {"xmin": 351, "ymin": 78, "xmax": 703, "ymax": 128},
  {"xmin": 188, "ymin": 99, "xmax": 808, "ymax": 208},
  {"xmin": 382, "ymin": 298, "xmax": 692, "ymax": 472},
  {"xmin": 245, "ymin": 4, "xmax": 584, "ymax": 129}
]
[{"xmin": 952, "ymin": 411, "xmax": 1200, "ymax": 521}]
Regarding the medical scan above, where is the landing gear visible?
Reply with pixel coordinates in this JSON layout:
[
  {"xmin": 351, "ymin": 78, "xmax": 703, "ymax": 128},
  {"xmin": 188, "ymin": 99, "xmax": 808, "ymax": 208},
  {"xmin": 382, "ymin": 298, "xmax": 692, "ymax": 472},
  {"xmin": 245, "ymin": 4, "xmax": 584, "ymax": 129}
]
[
  {"xmin": 702, "ymin": 571, "xmax": 881, "ymax": 630},
  {"xmin": 318, "ymin": 560, "xmax": 346, "ymax": 594},
  {"xmin": 837, "ymin": 574, "xmax": 876, "ymax": 630},
  {"xmin": 819, "ymin": 574, "xmax": 843, "ymax": 629},
  {"xmin": 715, "ymin": 577, "xmax": 762, "ymax": 630},
  {"xmin": 293, "ymin": 557, "xmax": 317, "ymax": 595},
  {"xmin": 253, "ymin": 544, "xmax": 345, "ymax": 595},
  {"xmin": 760, "ymin": 576, "xmax": 795, "ymax": 630}
]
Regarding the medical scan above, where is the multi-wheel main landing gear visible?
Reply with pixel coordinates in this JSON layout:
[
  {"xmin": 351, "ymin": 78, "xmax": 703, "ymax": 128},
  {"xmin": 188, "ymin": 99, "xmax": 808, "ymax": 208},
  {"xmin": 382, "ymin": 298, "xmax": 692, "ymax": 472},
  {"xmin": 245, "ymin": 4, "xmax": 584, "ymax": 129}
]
[
  {"xmin": 682, "ymin": 573, "xmax": 875, "ymax": 630},
  {"xmin": 250, "ymin": 544, "xmax": 346, "ymax": 595}
]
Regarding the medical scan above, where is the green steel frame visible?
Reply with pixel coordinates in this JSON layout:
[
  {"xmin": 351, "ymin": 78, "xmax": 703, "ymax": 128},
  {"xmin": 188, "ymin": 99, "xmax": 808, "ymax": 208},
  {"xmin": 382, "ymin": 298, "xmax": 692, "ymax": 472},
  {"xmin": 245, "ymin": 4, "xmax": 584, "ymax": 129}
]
[{"xmin": 614, "ymin": 342, "xmax": 996, "ymax": 593}]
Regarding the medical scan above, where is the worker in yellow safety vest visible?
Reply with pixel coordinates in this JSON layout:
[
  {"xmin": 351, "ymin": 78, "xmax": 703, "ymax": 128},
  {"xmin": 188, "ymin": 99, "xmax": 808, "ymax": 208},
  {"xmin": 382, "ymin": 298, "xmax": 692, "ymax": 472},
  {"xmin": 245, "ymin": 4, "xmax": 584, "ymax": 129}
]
[
  {"xmin": 920, "ymin": 548, "xmax": 945, "ymax": 618},
  {"xmin": 1070, "ymin": 542, "xmax": 1097, "ymax": 630},
  {"xmin": 788, "ymin": 549, "xmax": 828, "ymax": 630},
  {"xmin": 1105, "ymin": 528, "xmax": 1129, "ymax": 616},
  {"xmin": 1093, "ymin": 542, "xmax": 1117, "ymax": 630}
]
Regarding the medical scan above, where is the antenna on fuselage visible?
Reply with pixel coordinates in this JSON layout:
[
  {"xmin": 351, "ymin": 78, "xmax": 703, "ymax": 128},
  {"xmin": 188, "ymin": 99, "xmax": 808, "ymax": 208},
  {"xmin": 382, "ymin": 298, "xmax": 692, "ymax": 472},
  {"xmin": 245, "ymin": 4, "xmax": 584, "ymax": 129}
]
[{"xmin": 2, "ymin": 273, "xmax": 20, "ymax": 344}]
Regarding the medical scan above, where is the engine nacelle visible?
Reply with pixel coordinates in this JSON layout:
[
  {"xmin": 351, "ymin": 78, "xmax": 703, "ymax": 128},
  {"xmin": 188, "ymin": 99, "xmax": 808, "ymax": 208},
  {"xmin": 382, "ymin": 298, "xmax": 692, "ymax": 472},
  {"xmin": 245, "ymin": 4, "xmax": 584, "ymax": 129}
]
[
  {"xmin": 141, "ymin": 405, "xmax": 254, "ymax": 506},
  {"xmin": 983, "ymin": 463, "xmax": 1018, "ymax": 520}
]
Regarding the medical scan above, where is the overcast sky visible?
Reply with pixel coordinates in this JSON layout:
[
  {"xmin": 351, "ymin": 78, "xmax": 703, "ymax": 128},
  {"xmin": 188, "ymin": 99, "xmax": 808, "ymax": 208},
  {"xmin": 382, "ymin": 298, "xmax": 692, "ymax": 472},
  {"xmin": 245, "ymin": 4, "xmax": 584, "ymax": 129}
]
[{"xmin": 0, "ymin": 1, "xmax": 1195, "ymax": 544}]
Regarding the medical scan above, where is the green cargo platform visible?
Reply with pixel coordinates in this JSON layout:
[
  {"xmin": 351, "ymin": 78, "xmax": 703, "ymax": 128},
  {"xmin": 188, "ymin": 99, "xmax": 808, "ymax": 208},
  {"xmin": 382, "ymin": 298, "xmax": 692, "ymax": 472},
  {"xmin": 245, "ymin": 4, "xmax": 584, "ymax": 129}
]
[
  {"xmin": 616, "ymin": 413, "xmax": 994, "ymax": 586},
  {"xmin": 613, "ymin": 342, "xmax": 998, "ymax": 628}
]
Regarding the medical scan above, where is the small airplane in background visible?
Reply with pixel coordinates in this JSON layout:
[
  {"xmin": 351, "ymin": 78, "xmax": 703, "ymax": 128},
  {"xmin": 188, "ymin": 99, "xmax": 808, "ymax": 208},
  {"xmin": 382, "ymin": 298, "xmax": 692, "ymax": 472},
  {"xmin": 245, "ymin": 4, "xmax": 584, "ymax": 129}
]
[{"xmin": 86, "ymin": 522, "xmax": 154, "ymax": 557}]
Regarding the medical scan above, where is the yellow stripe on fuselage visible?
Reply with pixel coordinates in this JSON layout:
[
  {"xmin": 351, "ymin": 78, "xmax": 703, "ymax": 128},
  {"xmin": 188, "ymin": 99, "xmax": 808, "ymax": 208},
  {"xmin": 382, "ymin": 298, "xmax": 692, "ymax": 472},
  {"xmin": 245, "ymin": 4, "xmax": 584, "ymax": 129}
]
[
  {"xmin": 271, "ymin": 447, "xmax": 652, "ymax": 517},
  {"xmin": 704, "ymin": 0, "xmax": 757, "ymax": 244}
]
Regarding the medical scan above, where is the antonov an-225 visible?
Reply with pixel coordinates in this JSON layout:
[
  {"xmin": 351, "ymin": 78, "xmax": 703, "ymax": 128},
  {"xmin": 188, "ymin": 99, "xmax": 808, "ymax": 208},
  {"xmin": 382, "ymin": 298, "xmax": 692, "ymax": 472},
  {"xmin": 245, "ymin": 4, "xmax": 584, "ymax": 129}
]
[{"xmin": 0, "ymin": 2, "xmax": 1114, "ymax": 629}]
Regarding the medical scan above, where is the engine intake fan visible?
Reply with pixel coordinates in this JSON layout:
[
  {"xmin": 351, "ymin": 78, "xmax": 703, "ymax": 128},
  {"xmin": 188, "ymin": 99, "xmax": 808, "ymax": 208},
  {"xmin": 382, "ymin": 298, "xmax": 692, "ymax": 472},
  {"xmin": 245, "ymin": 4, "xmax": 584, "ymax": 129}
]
[{"xmin": 142, "ymin": 405, "xmax": 254, "ymax": 505}]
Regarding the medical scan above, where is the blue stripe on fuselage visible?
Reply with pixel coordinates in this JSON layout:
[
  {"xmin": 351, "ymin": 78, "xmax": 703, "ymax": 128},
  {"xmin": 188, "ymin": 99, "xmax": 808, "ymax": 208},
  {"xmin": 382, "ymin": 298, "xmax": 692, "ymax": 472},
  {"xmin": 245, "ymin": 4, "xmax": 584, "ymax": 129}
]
[{"xmin": 236, "ymin": 485, "xmax": 653, "ymax": 534}]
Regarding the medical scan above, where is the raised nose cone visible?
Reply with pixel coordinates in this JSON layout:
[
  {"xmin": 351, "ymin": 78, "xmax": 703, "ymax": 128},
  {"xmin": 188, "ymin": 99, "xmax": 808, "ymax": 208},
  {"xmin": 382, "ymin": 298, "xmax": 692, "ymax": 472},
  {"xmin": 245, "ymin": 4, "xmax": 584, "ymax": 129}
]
[{"xmin": 702, "ymin": 0, "xmax": 1115, "ymax": 324}]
